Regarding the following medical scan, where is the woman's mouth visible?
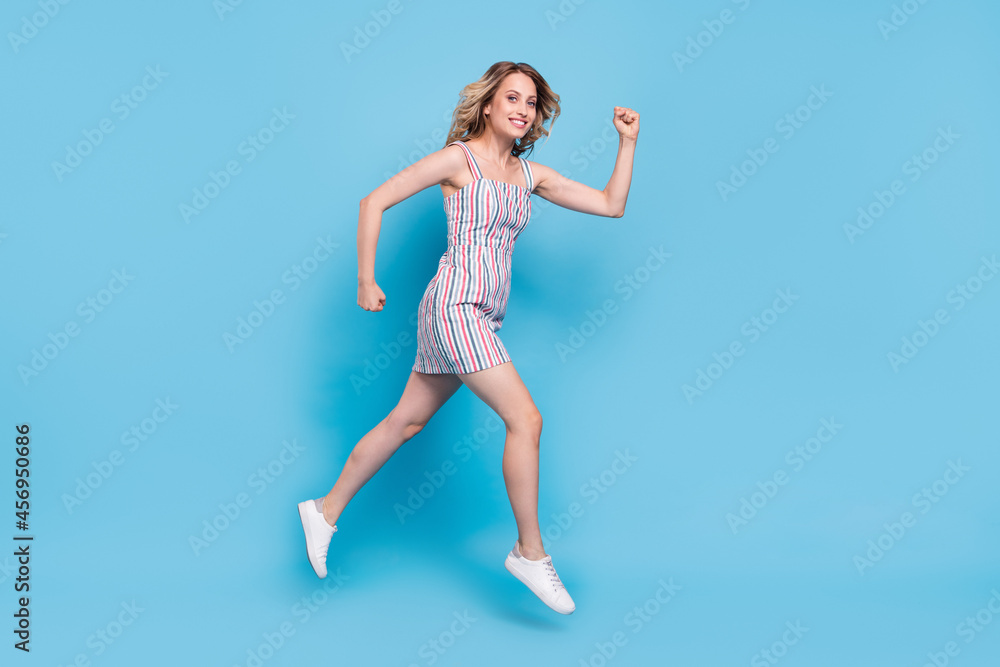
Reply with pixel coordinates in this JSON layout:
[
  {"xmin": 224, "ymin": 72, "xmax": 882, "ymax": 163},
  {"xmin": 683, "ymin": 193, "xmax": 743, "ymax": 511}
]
[{"xmin": 509, "ymin": 118, "xmax": 527, "ymax": 128}]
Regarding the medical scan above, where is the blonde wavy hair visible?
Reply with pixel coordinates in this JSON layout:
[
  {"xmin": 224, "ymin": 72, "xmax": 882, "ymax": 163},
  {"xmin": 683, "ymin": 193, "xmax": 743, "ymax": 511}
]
[{"xmin": 444, "ymin": 61, "xmax": 560, "ymax": 158}]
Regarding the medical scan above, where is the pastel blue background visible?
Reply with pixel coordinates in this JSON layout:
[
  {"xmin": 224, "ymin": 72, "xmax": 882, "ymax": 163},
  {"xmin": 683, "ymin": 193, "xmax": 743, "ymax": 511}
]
[{"xmin": 2, "ymin": 0, "xmax": 998, "ymax": 665}]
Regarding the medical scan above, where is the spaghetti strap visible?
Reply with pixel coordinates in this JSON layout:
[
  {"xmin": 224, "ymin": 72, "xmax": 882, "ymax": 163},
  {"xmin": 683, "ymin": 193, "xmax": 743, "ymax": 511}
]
[
  {"xmin": 450, "ymin": 140, "xmax": 532, "ymax": 193},
  {"xmin": 518, "ymin": 156, "xmax": 534, "ymax": 194},
  {"xmin": 449, "ymin": 140, "xmax": 482, "ymax": 180}
]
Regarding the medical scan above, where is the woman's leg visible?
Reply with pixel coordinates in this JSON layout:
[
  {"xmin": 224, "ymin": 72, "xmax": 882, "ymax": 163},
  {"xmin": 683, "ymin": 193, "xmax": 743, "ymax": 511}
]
[
  {"xmin": 320, "ymin": 370, "xmax": 463, "ymax": 526},
  {"xmin": 457, "ymin": 361, "xmax": 547, "ymax": 560}
]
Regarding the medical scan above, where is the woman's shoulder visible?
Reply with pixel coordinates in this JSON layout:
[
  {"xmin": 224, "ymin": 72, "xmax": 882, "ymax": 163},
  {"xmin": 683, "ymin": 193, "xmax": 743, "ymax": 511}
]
[
  {"xmin": 518, "ymin": 152, "xmax": 539, "ymax": 169},
  {"xmin": 520, "ymin": 155, "xmax": 548, "ymax": 175}
]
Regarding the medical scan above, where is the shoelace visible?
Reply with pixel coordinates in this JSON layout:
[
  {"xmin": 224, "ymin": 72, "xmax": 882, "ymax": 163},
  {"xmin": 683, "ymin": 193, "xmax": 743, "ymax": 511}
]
[{"xmin": 542, "ymin": 557, "xmax": 566, "ymax": 591}]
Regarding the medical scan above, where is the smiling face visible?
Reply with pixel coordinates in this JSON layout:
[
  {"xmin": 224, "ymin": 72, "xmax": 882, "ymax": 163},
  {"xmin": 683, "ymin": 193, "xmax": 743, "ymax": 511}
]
[{"xmin": 483, "ymin": 72, "xmax": 537, "ymax": 139}]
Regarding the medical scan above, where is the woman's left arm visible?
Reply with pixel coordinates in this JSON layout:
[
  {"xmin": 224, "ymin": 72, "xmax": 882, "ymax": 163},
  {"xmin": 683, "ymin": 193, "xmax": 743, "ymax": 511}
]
[{"xmin": 531, "ymin": 106, "xmax": 639, "ymax": 218}]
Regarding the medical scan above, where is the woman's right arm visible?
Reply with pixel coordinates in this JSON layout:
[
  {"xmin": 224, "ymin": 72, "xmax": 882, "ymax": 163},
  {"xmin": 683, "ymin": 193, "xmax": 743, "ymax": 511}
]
[{"xmin": 356, "ymin": 145, "xmax": 463, "ymax": 312}]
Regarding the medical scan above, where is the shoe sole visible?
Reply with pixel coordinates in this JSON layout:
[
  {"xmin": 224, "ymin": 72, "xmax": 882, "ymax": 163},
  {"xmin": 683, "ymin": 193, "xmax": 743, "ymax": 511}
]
[
  {"xmin": 505, "ymin": 555, "xmax": 575, "ymax": 614},
  {"xmin": 297, "ymin": 501, "xmax": 328, "ymax": 579}
]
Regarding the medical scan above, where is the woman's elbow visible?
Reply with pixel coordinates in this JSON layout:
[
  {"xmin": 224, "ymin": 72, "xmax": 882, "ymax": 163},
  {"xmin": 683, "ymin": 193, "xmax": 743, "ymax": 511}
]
[
  {"xmin": 361, "ymin": 192, "xmax": 392, "ymax": 214},
  {"xmin": 360, "ymin": 194, "xmax": 380, "ymax": 213},
  {"xmin": 603, "ymin": 192, "xmax": 625, "ymax": 218}
]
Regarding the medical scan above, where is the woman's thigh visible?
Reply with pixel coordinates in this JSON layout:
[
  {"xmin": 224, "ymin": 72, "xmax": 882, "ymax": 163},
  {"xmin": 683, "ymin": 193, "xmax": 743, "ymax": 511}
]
[
  {"xmin": 457, "ymin": 361, "xmax": 541, "ymax": 433},
  {"xmin": 388, "ymin": 370, "xmax": 464, "ymax": 430}
]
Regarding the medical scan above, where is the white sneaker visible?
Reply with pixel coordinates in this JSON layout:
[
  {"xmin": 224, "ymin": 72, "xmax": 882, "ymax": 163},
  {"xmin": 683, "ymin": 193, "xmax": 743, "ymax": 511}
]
[
  {"xmin": 504, "ymin": 541, "xmax": 576, "ymax": 614},
  {"xmin": 297, "ymin": 498, "xmax": 337, "ymax": 578}
]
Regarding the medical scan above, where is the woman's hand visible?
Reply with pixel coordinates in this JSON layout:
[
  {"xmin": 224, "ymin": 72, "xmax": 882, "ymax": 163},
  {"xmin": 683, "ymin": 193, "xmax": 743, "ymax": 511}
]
[
  {"xmin": 358, "ymin": 279, "xmax": 386, "ymax": 312},
  {"xmin": 613, "ymin": 106, "xmax": 639, "ymax": 141}
]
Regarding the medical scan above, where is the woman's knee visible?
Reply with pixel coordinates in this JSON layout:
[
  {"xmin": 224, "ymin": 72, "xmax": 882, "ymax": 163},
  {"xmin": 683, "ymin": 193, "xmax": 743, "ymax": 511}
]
[
  {"xmin": 385, "ymin": 409, "xmax": 426, "ymax": 442},
  {"xmin": 506, "ymin": 407, "xmax": 542, "ymax": 439},
  {"xmin": 400, "ymin": 421, "xmax": 425, "ymax": 441}
]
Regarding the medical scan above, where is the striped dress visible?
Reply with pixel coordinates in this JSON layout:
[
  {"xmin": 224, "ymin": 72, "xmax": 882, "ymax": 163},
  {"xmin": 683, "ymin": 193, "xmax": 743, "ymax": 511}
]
[{"xmin": 413, "ymin": 140, "xmax": 534, "ymax": 374}]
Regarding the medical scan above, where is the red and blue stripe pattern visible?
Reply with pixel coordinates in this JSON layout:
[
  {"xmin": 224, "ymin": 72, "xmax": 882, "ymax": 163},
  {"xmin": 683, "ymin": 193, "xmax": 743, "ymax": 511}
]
[{"xmin": 413, "ymin": 140, "xmax": 534, "ymax": 374}]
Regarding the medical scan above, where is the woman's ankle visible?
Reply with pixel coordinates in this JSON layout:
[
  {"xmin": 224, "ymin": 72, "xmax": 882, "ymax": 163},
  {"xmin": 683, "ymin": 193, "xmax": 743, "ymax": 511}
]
[
  {"xmin": 321, "ymin": 496, "xmax": 339, "ymax": 527},
  {"xmin": 518, "ymin": 538, "xmax": 547, "ymax": 560}
]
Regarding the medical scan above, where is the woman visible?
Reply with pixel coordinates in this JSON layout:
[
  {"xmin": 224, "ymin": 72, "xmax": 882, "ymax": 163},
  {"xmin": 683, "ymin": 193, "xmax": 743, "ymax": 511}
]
[{"xmin": 298, "ymin": 61, "xmax": 639, "ymax": 615}]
